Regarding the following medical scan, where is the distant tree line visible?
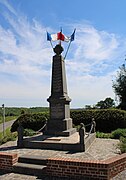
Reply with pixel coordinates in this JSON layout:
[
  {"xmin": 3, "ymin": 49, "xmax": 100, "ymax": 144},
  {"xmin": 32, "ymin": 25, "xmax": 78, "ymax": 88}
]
[{"xmin": 0, "ymin": 107, "xmax": 49, "ymax": 117}]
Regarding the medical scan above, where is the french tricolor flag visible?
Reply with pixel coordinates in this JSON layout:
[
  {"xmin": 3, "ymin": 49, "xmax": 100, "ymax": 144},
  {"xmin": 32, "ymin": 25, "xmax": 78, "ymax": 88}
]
[{"xmin": 47, "ymin": 29, "xmax": 75, "ymax": 42}]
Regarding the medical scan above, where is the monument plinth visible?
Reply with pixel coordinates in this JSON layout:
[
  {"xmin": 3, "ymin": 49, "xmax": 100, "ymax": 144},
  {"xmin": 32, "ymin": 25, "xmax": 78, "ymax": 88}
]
[{"xmin": 45, "ymin": 44, "xmax": 76, "ymax": 136}]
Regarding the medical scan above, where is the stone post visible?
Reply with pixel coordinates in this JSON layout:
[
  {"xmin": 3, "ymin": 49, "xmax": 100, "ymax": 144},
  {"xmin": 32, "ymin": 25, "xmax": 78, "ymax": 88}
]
[
  {"xmin": 17, "ymin": 122, "xmax": 24, "ymax": 148},
  {"xmin": 91, "ymin": 118, "xmax": 96, "ymax": 133},
  {"xmin": 79, "ymin": 123, "xmax": 85, "ymax": 151}
]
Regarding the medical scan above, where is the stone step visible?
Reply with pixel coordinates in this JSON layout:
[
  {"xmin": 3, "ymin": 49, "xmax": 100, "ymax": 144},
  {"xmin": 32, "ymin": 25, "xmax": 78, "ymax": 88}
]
[
  {"xmin": 23, "ymin": 133, "xmax": 96, "ymax": 152},
  {"xmin": 23, "ymin": 140, "xmax": 80, "ymax": 151},
  {"xmin": 13, "ymin": 162, "xmax": 46, "ymax": 176},
  {"xmin": 18, "ymin": 155, "xmax": 48, "ymax": 165}
]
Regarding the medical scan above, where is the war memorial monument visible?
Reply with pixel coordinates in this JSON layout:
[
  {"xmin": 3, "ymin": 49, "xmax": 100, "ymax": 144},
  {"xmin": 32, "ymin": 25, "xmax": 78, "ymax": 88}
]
[
  {"xmin": 44, "ymin": 44, "xmax": 76, "ymax": 136},
  {"xmin": 18, "ymin": 30, "xmax": 96, "ymax": 152},
  {"xmin": 1, "ymin": 30, "xmax": 125, "ymax": 180}
]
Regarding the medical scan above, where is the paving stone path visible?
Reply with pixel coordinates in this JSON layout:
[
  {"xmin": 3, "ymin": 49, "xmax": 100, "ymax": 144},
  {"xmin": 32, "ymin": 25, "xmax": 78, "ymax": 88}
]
[{"xmin": 0, "ymin": 138, "xmax": 126, "ymax": 179}]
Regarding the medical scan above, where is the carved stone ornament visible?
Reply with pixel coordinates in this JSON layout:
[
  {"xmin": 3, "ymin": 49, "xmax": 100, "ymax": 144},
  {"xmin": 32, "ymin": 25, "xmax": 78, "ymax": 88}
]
[{"xmin": 53, "ymin": 44, "xmax": 64, "ymax": 55}]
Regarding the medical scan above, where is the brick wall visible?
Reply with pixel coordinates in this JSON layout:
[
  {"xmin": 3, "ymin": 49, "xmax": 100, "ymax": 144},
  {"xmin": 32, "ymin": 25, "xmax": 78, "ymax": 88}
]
[
  {"xmin": 47, "ymin": 153, "xmax": 126, "ymax": 180},
  {"xmin": 0, "ymin": 152, "xmax": 18, "ymax": 171},
  {"xmin": 0, "ymin": 152, "xmax": 125, "ymax": 179},
  {"xmin": 106, "ymin": 153, "xmax": 126, "ymax": 179}
]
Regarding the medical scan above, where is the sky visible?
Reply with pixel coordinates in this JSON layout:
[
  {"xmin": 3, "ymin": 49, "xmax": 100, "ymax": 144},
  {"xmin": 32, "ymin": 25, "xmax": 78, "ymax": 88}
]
[{"xmin": 0, "ymin": 0, "xmax": 126, "ymax": 108}]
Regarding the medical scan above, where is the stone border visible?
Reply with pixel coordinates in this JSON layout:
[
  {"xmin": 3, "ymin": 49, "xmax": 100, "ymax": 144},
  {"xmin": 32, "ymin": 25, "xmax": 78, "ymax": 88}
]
[{"xmin": 47, "ymin": 153, "xmax": 126, "ymax": 180}]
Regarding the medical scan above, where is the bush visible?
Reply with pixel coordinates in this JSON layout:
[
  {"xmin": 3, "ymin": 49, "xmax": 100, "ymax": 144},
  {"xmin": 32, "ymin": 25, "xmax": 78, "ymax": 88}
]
[
  {"xmin": 0, "ymin": 130, "xmax": 17, "ymax": 145},
  {"xmin": 23, "ymin": 129, "xmax": 36, "ymax": 136},
  {"xmin": 71, "ymin": 109, "xmax": 126, "ymax": 133},
  {"xmin": 118, "ymin": 136, "xmax": 126, "ymax": 153},
  {"xmin": 10, "ymin": 109, "xmax": 126, "ymax": 133},
  {"xmin": 111, "ymin": 128, "xmax": 126, "ymax": 139},
  {"xmin": 96, "ymin": 132, "xmax": 112, "ymax": 138},
  {"xmin": 11, "ymin": 112, "xmax": 49, "ymax": 132}
]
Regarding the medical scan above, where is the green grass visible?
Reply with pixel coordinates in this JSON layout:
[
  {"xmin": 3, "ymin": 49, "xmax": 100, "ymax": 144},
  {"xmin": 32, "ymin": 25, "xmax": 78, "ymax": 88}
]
[
  {"xmin": 118, "ymin": 136, "xmax": 126, "ymax": 153},
  {"xmin": 96, "ymin": 129, "xmax": 126, "ymax": 139},
  {"xmin": 96, "ymin": 131, "xmax": 112, "ymax": 138},
  {"xmin": 23, "ymin": 128, "xmax": 36, "ymax": 136},
  {"xmin": 96, "ymin": 129, "xmax": 126, "ymax": 154},
  {"xmin": 0, "ymin": 116, "xmax": 17, "ymax": 124},
  {"xmin": 0, "ymin": 127, "xmax": 17, "ymax": 145}
]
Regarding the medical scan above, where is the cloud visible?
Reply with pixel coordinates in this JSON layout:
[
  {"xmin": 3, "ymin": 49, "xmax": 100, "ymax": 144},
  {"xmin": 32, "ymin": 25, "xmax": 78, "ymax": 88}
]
[
  {"xmin": 0, "ymin": 9, "xmax": 52, "ymax": 79},
  {"xmin": 0, "ymin": 1, "xmax": 125, "ymax": 107},
  {"xmin": 0, "ymin": 0, "xmax": 17, "ymax": 15},
  {"xmin": 68, "ymin": 72, "xmax": 115, "ymax": 107},
  {"xmin": 66, "ymin": 24, "xmax": 122, "ymax": 77},
  {"xmin": 75, "ymin": 25, "xmax": 118, "ymax": 61}
]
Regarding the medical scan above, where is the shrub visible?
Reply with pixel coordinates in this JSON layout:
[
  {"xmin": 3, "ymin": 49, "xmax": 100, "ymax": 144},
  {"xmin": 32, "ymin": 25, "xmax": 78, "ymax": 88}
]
[
  {"xmin": 71, "ymin": 109, "xmax": 126, "ymax": 133},
  {"xmin": 118, "ymin": 136, "xmax": 126, "ymax": 153},
  {"xmin": 111, "ymin": 128, "xmax": 126, "ymax": 139},
  {"xmin": 96, "ymin": 131, "xmax": 112, "ymax": 138},
  {"xmin": 23, "ymin": 129, "xmax": 36, "ymax": 136},
  {"xmin": 11, "ymin": 112, "xmax": 49, "ymax": 132},
  {"xmin": 0, "ymin": 129, "xmax": 17, "ymax": 145},
  {"xmin": 11, "ymin": 109, "xmax": 126, "ymax": 133}
]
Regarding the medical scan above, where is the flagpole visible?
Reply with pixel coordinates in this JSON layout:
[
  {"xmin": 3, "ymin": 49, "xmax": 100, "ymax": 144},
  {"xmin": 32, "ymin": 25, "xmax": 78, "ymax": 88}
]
[
  {"xmin": 59, "ymin": 27, "xmax": 62, "ymax": 45},
  {"xmin": 2, "ymin": 104, "xmax": 5, "ymax": 137},
  {"xmin": 50, "ymin": 41, "xmax": 53, "ymax": 49},
  {"xmin": 64, "ymin": 40, "xmax": 72, "ymax": 60},
  {"xmin": 64, "ymin": 28, "xmax": 76, "ymax": 59}
]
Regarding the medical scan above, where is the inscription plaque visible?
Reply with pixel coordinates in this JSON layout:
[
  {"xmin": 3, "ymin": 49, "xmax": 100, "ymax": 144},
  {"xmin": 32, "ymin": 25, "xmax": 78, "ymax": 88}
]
[{"xmin": 51, "ymin": 103, "xmax": 64, "ymax": 119}]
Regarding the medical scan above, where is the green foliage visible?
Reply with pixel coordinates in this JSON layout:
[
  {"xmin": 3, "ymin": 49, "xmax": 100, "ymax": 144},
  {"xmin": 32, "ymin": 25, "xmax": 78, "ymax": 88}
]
[
  {"xmin": 96, "ymin": 132, "xmax": 112, "ymax": 138},
  {"xmin": 118, "ymin": 136, "xmax": 126, "ymax": 153},
  {"xmin": 10, "ymin": 109, "xmax": 126, "ymax": 133},
  {"xmin": 0, "ymin": 107, "xmax": 49, "ymax": 117},
  {"xmin": 73, "ymin": 124, "xmax": 81, "ymax": 132},
  {"xmin": 0, "ymin": 116, "xmax": 17, "ymax": 124},
  {"xmin": 96, "ymin": 129, "xmax": 126, "ymax": 139},
  {"xmin": 71, "ymin": 109, "xmax": 126, "ymax": 133},
  {"xmin": 95, "ymin": 97, "xmax": 115, "ymax": 109},
  {"xmin": 111, "ymin": 128, "xmax": 126, "ymax": 139},
  {"xmin": 0, "ymin": 127, "xmax": 17, "ymax": 145},
  {"xmin": 29, "ymin": 107, "xmax": 49, "ymax": 113},
  {"xmin": 0, "ymin": 107, "xmax": 49, "ymax": 124},
  {"xmin": 11, "ymin": 112, "xmax": 49, "ymax": 132},
  {"xmin": 96, "ymin": 129, "xmax": 126, "ymax": 154},
  {"xmin": 23, "ymin": 129, "xmax": 36, "ymax": 136}
]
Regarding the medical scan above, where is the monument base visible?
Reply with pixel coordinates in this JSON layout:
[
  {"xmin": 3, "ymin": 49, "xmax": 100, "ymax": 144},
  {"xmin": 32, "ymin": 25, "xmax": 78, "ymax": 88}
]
[
  {"xmin": 44, "ymin": 118, "xmax": 76, "ymax": 136},
  {"xmin": 22, "ymin": 132, "xmax": 96, "ymax": 152},
  {"xmin": 44, "ymin": 128, "xmax": 76, "ymax": 137}
]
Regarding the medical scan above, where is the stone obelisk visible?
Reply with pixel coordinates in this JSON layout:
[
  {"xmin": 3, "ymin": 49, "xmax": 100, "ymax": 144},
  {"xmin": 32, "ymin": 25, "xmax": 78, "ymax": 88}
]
[{"xmin": 44, "ymin": 44, "xmax": 76, "ymax": 136}]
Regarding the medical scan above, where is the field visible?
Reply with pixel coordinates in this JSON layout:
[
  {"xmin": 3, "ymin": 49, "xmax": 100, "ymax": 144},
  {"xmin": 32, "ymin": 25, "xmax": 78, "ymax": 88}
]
[{"xmin": 0, "ymin": 107, "xmax": 49, "ymax": 124}]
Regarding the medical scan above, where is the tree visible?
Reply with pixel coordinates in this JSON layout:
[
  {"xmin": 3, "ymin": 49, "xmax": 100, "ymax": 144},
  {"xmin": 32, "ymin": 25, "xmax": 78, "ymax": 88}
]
[
  {"xmin": 95, "ymin": 97, "xmax": 115, "ymax": 109},
  {"xmin": 85, "ymin": 105, "xmax": 92, "ymax": 109},
  {"xmin": 113, "ymin": 64, "xmax": 126, "ymax": 110}
]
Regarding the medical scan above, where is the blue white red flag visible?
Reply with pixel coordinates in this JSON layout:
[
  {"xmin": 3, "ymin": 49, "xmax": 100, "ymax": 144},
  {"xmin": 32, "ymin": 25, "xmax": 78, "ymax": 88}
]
[
  {"xmin": 47, "ymin": 30, "xmax": 75, "ymax": 42},
  {"xmin": 70, "ymin": 29, "xmax": 76, "ymax": 41}
]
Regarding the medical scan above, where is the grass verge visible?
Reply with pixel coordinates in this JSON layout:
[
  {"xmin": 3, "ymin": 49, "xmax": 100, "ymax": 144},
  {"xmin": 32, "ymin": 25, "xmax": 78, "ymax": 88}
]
[
  {"xmin": 0, "ymin": 116, "xmax": 17, "ymax": 124},
  {"xmin": 0, "ymin": 127, "xmax": 17, "ymax": 145}
]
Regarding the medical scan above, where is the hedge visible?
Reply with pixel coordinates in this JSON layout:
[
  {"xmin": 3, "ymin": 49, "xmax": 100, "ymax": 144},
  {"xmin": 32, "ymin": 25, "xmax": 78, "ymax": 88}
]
[
  {"xmin": 71, "ymin": 109, "xmax": 126, "ymax": 133},
  {"xmin": 11, "ymin": 109, "xmax": 126, "ymax": 133},
  {"xmin": 11, "ymin": 112, "xmax": 49, "ymax": 132}
]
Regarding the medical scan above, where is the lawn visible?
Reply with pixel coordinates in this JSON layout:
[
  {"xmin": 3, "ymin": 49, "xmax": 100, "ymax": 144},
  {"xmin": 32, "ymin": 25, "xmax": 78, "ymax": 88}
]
[{"xmin": 0, "ymin": 116, "xmax": 17, "ymax": 124}]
